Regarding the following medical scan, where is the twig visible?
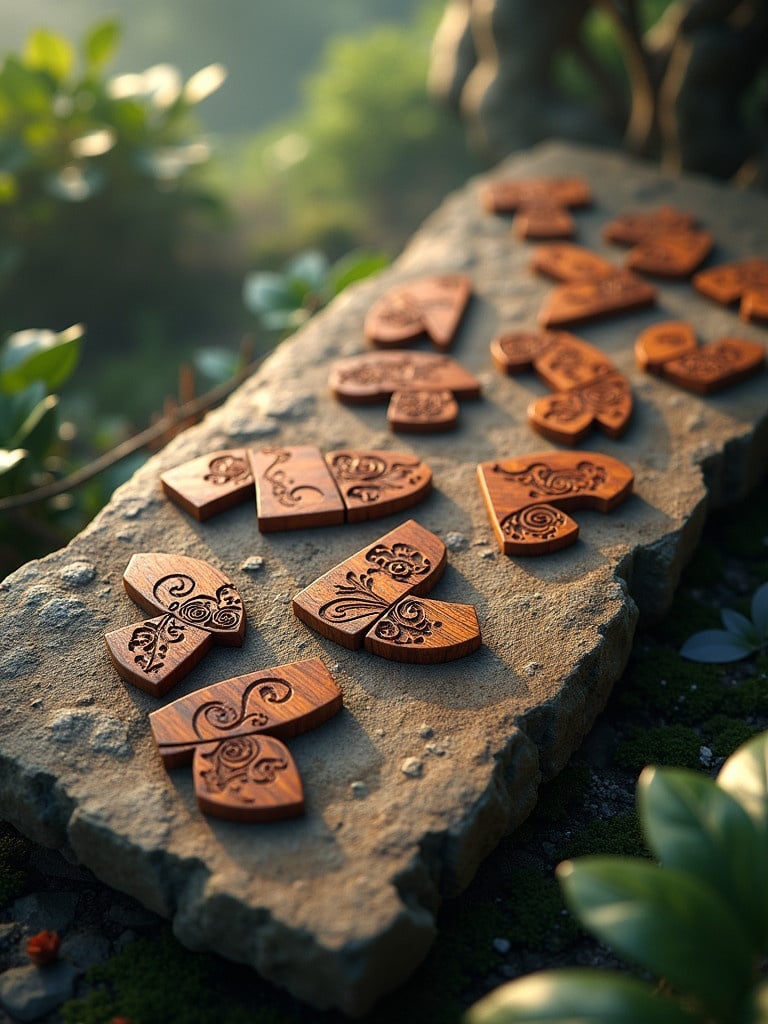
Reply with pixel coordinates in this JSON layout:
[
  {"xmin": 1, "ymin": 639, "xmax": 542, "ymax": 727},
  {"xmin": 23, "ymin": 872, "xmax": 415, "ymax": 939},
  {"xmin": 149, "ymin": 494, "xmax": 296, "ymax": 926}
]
[{"xmin": 0, "ymin": 350, "xmax": 268, "ymax": 514}]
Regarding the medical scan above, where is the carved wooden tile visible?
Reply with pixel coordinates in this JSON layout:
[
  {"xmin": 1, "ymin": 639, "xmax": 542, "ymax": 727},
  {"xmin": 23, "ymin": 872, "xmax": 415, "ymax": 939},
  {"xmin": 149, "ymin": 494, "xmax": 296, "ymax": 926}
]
[
  {"xmin": 160, "ymin": 450, "xmax": 254, "ymax": 521},
  {"xmin": 149, "ymin": 658, "xmax": 342, "ymax": 821},
  {"xmin": 528, "ymin": 372, "xmax": 632, "ymax": 445},
  {"xmin": 514, "ymin": 202, "xmax": 575, "ymax": 240},
  {"xmin": 661, "ymin": 337, "xmax": 766, "ymax": 394},
  {"xmin": 625, "ymin": 229, "xmax": 714, "ymax": 279},
  {"xmin": 249, "ymin": 447, "xmax": 345, "ymax": 533},
  {"xmin": 602, "ymin": 206, "xmax": 698, "ymax": 245},
  {"xmin": 386, "ymin": 389, "xmax": 460, "ymax": 433},
  {"xmin": 364, "ymin": 274, "xmax": 472, "ymax": 350},
  {"xmin": 481, "ymin": 176, "xmax": 592, "ymax": 214},
  {"xmin": 325, "ymin": 450, "xmax": 432, "ymax": 521},
  {"xmin": 538, "ymin": 271, "xmax": 656, "ymax": 328},
  {"xmin": 530, "ymin": 244, "xmax": 617, "ymax": 283},
  {"xmin": 477, "ymin": 452, "xmax": 634, "ymax": 555},
  {"xmin": 363, "ymin": 597, "xmax": 481, "ymax": 664},
  {"xmin": 105, "ymin": 615, "xmax": 213, "ymax": 696},
  {"xmin": 329, "ymin": 351, "xmax": 482, "ymax": 404},
  {"xmin": 741, "ymin": 290, "xmax": 768, "ymax": 324},
  {"xmin": 532, "ymin": 334, "xmax": 615, "ymax": 392},
  {"xmin": 693, "ymin": 258, "xmax": 768, "ymax": 306},
  {"xmin": 490, "ymin": 329, "xmax": 557, "ymax": 375},
  {"xmin": 122, "ymin": 553, "xmax": 245, "ymax": 646},
  {"xmin": 292, "ymin": 520, "xmax": 447, "ymax": 650},
  {"xmin": 635, "ymin": 321, "xmax": 698, "ymax": 374}
]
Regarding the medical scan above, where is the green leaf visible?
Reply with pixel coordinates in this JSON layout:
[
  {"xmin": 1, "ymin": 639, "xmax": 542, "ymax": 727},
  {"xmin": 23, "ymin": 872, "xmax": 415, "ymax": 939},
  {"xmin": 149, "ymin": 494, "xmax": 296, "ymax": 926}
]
[
  {"xmin": 330, "ymin": 250, "xmax": 389, "ymax": 295},
  {"xmin": 717, "ymin": 732, "xmax": 768, "ymax": 839},
  {"xmin": 285, "ymin": 249, "xmax": 329, "ymax": 291},
  {"xmin": 638, "ymin": 766, "xmax": 768, "ymax": 948},
  {"xmin": 0, "ymin": 382, "xmax": 45, "ymax": 440},
  {"xmin": 24, "ymin": 30, "xmax": 75, "ymax": 82},
  {"xmin": 558, "ymin": 857, "xmax": 754, "ymax": 1017},
  {"xmin": 11, "ymin": 395, "xmax": 58, "ymax": 459},
  {"xmin": 464, "ymin": 969, "xmax": 702, "ymax": 1024},
  {"xmin": 721, "ymin": 608, "xmax": 758, "ymax": 644},
  {"xmin": 192, "ymin": 347, "xmax": 238, "ymax": 385},
  {"xmin": 679, "ymin": 629, "xmax": 755, "ymax": 662},
  {"xmin": 0, "ymin": 448, "xmax": 27, "ymax": 477},
  {"xmin": 83, "ymin": 21, "xmax": 120, "ymax": 72},
  {"xmin": 751, "ymin": 582, "xmax": 768, "ymax": 642},
  {"xmin": 0, "ymin": 324, "xmax": 83, "ymax": 393}
]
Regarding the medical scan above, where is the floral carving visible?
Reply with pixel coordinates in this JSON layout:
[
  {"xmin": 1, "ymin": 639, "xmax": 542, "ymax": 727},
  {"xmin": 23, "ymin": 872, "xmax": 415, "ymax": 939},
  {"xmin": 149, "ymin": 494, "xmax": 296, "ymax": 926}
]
[
  {"xmin": 373, "ymin": 598, "xmax": 441, "ymax": 645},
  {"xmin": 203, "ymin": 454, "xmax": 251, "ymax": 486},
  {"xmin": 153, "ymin": 574, "xmax": 243, "ymax": 633},
  {"xmin": 319, "ymin": 572, "xmax": 391, "ymax": 623},
  {"xmin": 128, "ymin": 613, "xmax": 186, "ymax": 674},
  {"xmin": 261, "ymin": 449, "xmax": 324, "ymax": 508},
  {"xmin": 198, "ymin": 736, "xmax": 288, "ymax": 796},
  {"xmin": 493, "ymin": 460, "xmax": 606, "ymax": 499},
  {"xmin": 329, "ymin": 452, "xmax": 424, "ymax": 502},
  {"xmin": 365, "ymin": 542, "xmax": 431, "ymax": 581}
]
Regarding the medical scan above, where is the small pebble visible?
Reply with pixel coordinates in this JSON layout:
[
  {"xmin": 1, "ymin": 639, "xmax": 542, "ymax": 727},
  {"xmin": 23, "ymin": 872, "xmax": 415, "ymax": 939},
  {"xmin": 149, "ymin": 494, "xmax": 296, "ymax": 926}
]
[
  {"xmin": 240, "ymin": 556, "xmax": 264, "ymax": 573},
  {"xmin": 493, "ymin": 938, "xmax": 511, "ymax": 955},
  {"xmin": 699, "ymin": 745, "xmax": 713, "ymax": 767},
  {"xmin": 445, "ymin": 532, "xmax": 467, "ymax": 552},
  {"xmin": 350, "ymin": 781, "xmax": 368, "ymax": 799},
  {"xmin": 524, "ymin": 662, "xmax": 541, "ymax": 677},
  {"xmin": 418, "ymin": 724, "xmax": 434, "ymax": 739},
  {"xmin": 375, "ymin": 728, "xmax": 385, "ymax": 738},
  {"xmin": 400, "ymin": 758, "xmax": 423, "ymax": 779}
]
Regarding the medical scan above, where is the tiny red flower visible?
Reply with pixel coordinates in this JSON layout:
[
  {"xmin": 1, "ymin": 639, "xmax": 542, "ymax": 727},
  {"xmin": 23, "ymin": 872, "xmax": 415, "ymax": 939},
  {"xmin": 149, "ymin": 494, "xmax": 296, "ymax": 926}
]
[{"xmin": 26, "ymin": 930, "xmax": 61, "ymax": 966}]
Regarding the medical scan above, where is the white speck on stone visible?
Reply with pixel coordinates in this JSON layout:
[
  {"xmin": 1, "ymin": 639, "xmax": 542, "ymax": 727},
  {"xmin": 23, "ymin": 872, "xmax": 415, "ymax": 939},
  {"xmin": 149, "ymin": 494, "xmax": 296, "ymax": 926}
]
[
  {"xmin": 59, "ymin": 561, "xmax": 97, "ymax": 587},
  {"xmin": 445, "ymin": 532, "xmax": 467, "ymax": 551},
  {"xmin": 493, "ymin": 937, "xmax": 511, "ymax": 955},
  {"xmin": 401, "ymin": 757, "xmax": 423, "ymax": 778},
  {"xmin": 524, "ymin": 662, "xmax": 541, "ymax": 677},
  {"xmin": 30, "ymin": 699, "xmax": 42, "ymax": 709},
  {"xmin": 375, "ymin": 728, "xmax": 385, "ymax": 738},
  {"xmin": 479, "ymin": 549, "xmax": 495, "ymax": 559},
  {"xmin": 240, "ymin": 556, "xmax": 264, "ymax": 573},
  {"xmin": 350, "ymin": 781, "xmax": 368, "ymax": 799},
  {"xmin": 38, "ymin": 597, "xmax": 87, "ymax": 629},
  {"xmin": 699, "ymin": 745, "xmax": 713, "ymax": 767},
  {"xmin": 418, "ymin": 724, "xmax": 434, "ymax": 739}
]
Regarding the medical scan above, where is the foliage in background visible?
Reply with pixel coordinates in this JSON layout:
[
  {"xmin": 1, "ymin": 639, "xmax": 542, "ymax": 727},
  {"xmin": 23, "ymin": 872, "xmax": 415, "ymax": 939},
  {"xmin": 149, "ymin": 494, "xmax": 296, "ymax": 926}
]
[
  {"xmin": 466, "ymin": 730, "xmax": 768, "ymax": 1024},
  {"xmin": 0, "ymin": 21, "xmax": 229, "ymax": 354},
  {"xmin": 680, "ymin": 581, "xmax": 768, "ymax": 663}
]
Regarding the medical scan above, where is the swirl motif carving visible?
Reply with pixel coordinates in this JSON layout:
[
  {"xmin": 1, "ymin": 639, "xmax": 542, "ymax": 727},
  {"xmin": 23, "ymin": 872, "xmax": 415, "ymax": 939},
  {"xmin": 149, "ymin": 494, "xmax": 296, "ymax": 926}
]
[
  {"xmin": 373, "ymin": 598, "xmax": 441, "ymax": 645},
  {"xmin": 544, "ymin": 344, "xmax": 606, "ymax": 384},
  {"xmin": 153, "ymin": 574, "xmax": 243, "ymax": 633},
  {"xmin": 203, "ymin": 454, "xmax": 252, "ymax": 486},
  {"xmin": 319, "ymin": 571, "xmax": 391, "ymax": 623},
  {"xmin": 337, "ymin": 356, "xmax": 449, "ymax": 389},
  {"xmin": 365, "ymin": 542, "xmax": 431, "ymax": 581},
  {"xmin": 330, "ymin": 453, "xmax": 423, "ymax": 503},
  {"xmin": 128, "ymin": 613, "xmax": 186, "ymax": 674},
  {"xmin": 671, "ymin": 343, "xmax": 743, "ymax": 380},
  {"xmin": 376, "ymin": 294, "xmax": 423, "ymax": 328},
  {"xmin": 492, "ymin": 460, "xmax": 606, "ymax": 499},
  {"xmin": 581, "ymin": 375, "xmax": 630, "ymax": 409},
  {"xmin": 540, "ymin": 391, "xmax": 588, "ymax": 423},
  {"xmin": 261, "ymin": 449, "xmax": 324, "ymax": 508},
  {"xmin": 198, "ymin": 736, "xmax": 288, "ymax": 795},
  {"xmin": 501, "ymin": 504, "xmax": 567, "ymax": 541},
  {"xmin": 391, "ymin": 391, "xmax": 450, "ymax": 419},
  {"xmin": 192, "ymin": 677, "xmax": 294, "ymax": 741},
  {"xmin": 498, "ymin": 332, "xmax": 546, "ymax": 362}
]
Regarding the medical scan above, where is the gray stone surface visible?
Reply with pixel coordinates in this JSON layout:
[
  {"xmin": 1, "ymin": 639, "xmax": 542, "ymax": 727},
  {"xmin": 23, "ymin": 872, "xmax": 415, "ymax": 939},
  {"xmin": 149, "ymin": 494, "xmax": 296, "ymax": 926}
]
[
  {"xmin": 0, "ymin": 962, "xmax": 77, "ymax": 1022},
  {"xmin": 11, "ymin": 893, "xmax": 78, "ymax": 935},
  {"xmin": 0, "ymin": 143, "xmax": 766, "ymax": 1014}
]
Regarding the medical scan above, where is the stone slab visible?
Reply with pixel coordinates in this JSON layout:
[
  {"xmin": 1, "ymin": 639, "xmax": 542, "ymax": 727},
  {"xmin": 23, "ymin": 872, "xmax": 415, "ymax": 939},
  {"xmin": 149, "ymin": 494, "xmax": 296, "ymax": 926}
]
[{"xmin": 0, "ymin": 142, "xmax": 766, "ymax": 1014}]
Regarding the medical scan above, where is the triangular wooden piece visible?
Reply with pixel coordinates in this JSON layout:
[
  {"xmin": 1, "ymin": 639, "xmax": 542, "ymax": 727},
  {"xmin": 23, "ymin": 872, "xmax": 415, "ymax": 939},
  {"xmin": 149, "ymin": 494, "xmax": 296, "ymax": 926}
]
[
  {"xmin": 105, "ymin": 614, "xmax": 213, "ymax": 696},
  {"xmin": 248, "ymin": 446, "xmax": 345, "ymax": 533},
  {"xmin": 386, "ymin": 389, "xmax": 459, "ymax": 433},
  {"xmin": 292, "ymin": 520, "xmax": 446, "ymax": 650},
  {"xmin": 481, "ymin": 176, "xmax": 592, "ymax": 214},
  {"xmin": 363, "ymin": 597, "xmax": 481, "ymax": 663},
  {"xmin": 694, "ymin": 258, "xmax": 768, "ymax": 306},
  {"xmin": 635, "ymin": 321, "xmax": 698, "ymax": 374},
  {"xmin": 538, "ymin": 271, "xmax": 656, "ymax": 328},
  {"xmin": 530, "ymin": 244, "xmax": 617, "ymax": 283},
  {"xmin": 514, "ymin": 202, "xmax": 574, "ymax": 240},
  {"xmin": 626, "ymin": 230, "xmax": 713, "ymax": 279},
  {"xmin": 324, "ymin": 449, "xmax": 432, "ymax": 520},
  {"xmin": 149, "ymin": 658, "xmax": 342, "ymax": 766},
  {"xmin": 365, "ymin": 274, "xmax": 471, "ymax": 350},
  {"xmin": 329, "ymin": 351, "xmax": 481, "ymax": 404},
  {"xmin": 741, "ymin": 290, "xmax": 768, "ymax": 324},
  {"xmin": 477, "ymin": 452, "xmax": 634, "ymax": 555},
  {"xmin": 661, "ymin": 338, "xmax": 766, "ymax": 394},
  {"xmin": 192, "ymin": 735, "xmax": 304, "ymax": 822},
  {"xmin": 123, "ymin": 553, "xmax": 245, "ymax": 646},
  {"xmin": 602, "ymin": 206, "xmax": 698, "ymax": 245},
  {"xmin": 160, "ymin": 450, "xmax": 253, "ymax": 521}
]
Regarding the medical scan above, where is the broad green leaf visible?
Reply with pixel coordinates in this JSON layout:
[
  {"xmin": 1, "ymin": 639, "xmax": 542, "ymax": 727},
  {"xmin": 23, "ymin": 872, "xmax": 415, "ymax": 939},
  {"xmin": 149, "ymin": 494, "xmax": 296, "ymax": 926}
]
[
  {"xmin": 0, "ymin": 325, "xmax": 83, "ymax": 393},
  {"xmin": 24, "ymin": 30, "xmax": 74, "ymax": 82},
  {"xmin": 679, "ymin": 629, "xmax": 754, "ymax": 662},
  {"xmin": 558, "ymin": 857, "xmax": 753, "ymax": 1017},
  {"xmin": 718, "ymin": 732, "xmax": 768, "ymax": 839},
  {"xmin": 286, "ymin": 250, "xmax": 329, "ymax": 292},
  {"xmin": 183, "ymin": 63, "xmax": 227, "ymax": 104},
  {"xmin": 242, "ymin": 272, "xmax": 296, "ymax": 315},
  {"xmin": 0, "ymin": 448, "xmax": 27, "ymax": 477},
  {"xmin": 330, "ymin": 250, "xmax": 389, "ymax": 295},
  {"xmin": 1, "ymin": 57, "xmax": 53, "ymax": 114},
  {"xmin": 464, "ymin": 969, "xmax": 702, "ymax": 1024},
  {"xmin": 192, "ymin": 347, "xmax": 238, "ymax": 384},
  {"xmin": 638, "ymin": 766, "xmax": 768, "ymax": 948},
  {"xmin": 84, "ymin": 21, "xmax": 120, "ymax": 72},
  {"xmin": 0, "ymin": 382, "xmax": 45, "ymax": 439},
  {"xmin": 751, "ymin": 582, "xmax": 768, "ymax": 641},
  {"xmin": 11, "ymin": 395, "xmax": 58, "ymax": 459},
  {"xmin": 721, "ymin": 608, "xmax": 758, "ymax": 643}
]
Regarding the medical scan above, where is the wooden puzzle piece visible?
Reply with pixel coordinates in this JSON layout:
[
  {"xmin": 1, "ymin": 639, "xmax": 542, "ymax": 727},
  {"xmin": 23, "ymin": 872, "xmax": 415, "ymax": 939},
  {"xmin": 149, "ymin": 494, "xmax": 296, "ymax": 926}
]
[
  {"xmin": 363, "ymin": 597, "xmax": 481, "ymax": 663},
  {"xmin": 149, "ymin": 658, "xmax": 342, "ymax": 821},
  {"xmin": 329, "ymin": 351, "xmax": 482, "ymax": 404},
  {"xmin": 481, "ymin": 176, "xmax": 592, "ymax": 214},
  {"xmin": 249, "ymin": 446, "xmax": 346, "ymax": 532},
  {"xmin": 514, "ymin": 202, "xmax": 575, "ymax": 240},
  {"xmin": 530, "ymin": 244, "xmax": 617, "ymax": 283},
  {"xmin": 105, "ymin": 614, "xmax": 213, "ymax": 697},
  {"xmin": 477, "ymin": 452, "xmax": 634, "ymax": 555},
  {"xmin": 292, "ymin": 520, "xmax": 447, "ymax": 650},
  {"xmin": 364, "ymin": 274, "xmax": 472, "ymax": 350},
  {"xmin": 528, "ymin": 372, "xmax": 632, "ymax": 445},
  {"xmin": 491, "ymin": 329, "xmax": 613, "ymax": 388},
  {"xmin": 625, "ymin": 229, "xmax": 714, "ymax": 279},
  {"xmin": 325, "ymin": 450, "xmax": 432, "ymax": 521},
  {"xmin": 386, "ymin": 389, "xmax": 459, "ymax": 433},
  {"xmin": 602, "ymin": 206, "xmax": 699, "ymax": 245},
  {"xmin": 538, "ymin": 271, "xmax": 656, "ymax": 328},
  {"xmin": 159, "ymin": 450, "xmax": 253, "ymax": 522},
  {"xmin": 741, "ymin": 290, "xmax": 768, "ymax": 324},
  {"xmin": 635, "ymin": 321, "xmax": 765, "ymax": 393},
  {"xmin": 693, "ymin": 258, "xmax": 768, "ymax": 307}
]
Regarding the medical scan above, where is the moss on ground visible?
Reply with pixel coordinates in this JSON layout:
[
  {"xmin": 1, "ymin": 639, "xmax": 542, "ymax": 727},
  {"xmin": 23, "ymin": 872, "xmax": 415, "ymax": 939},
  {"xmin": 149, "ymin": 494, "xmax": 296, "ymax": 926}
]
[
  {"xmin": 0, "ymin": 825, "xmax": 31, "ymax": 905},
  {"xmin": 557, "ymin": 811, "xmax": 648, "ymax": 862}
]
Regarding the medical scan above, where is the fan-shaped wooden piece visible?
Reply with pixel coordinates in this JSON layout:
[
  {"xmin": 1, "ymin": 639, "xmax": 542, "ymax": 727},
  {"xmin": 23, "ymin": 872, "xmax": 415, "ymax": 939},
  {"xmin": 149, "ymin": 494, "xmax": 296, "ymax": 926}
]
[
  {"xmin": 364, "ymin": 274, "xmax": 471, "ymax": 350},
  {"xmin": 538, "ymin": 272, "xmax": 656, "ymax": 328},
  {"xmin": 329, "ymin": 351, "xmax": 481, "ymax": 404},
  {"xmin": 626, "ymin": 230, "xmax": 713, "ymax": 279},
  {"xmin": 363, "ymin": 597, "xmax": 481, "ymax": 663},
  {"xmin": 386, "ymin": 389, "xmax": 460, "ymax": 433},
  {"xmin": 530, "ymin": 244, "xmax": 617, "ymax": 283},
  {"xmin": 635, "ymin": 321, "xmax": 698, "ymax": 373},
  {"xmin": 325, "ymin": 449, "xmax": 432, "ymax": 520}
]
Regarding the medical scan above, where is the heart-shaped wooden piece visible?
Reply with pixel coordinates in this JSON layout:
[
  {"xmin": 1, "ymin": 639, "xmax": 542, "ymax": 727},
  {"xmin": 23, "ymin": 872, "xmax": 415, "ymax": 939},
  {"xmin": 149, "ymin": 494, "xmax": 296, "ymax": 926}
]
[
  {"xmin": 530, "ymin": 244, "xmax": 617, "ymax": 283},
  {"xmin": 365, "ymin": 274, "xmax": 471, "ymax": 350},
  {"xmin": 477, "ymin": 452, "xmax": 634, "ymax": 555},
  {"xmin": 160, "ymin": 450, "xmax": 253, "ymax": 522},
  {"xmin": 662, "ymin": 338, "xmax": 766, "ymax": 394},
  {"xmin": 329, "ymin": 351, "xmax": 481, "ymax": 404},
  {"xmin": 635, "ymin": 321, "xmax": 698, "ymax": 373},
  {"xmin": 538, "ymin": 271, "xmax": 656, "ymax": 328}
]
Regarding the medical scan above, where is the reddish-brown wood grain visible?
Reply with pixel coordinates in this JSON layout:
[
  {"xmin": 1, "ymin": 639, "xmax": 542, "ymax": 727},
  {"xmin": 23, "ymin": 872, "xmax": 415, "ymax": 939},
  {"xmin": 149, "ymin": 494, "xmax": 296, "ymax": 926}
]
[
  {"xmin": 530, "ymin": 244, "xmax": 617, "ymax": 284},
  {"xmin": 538, "ymin": 271, "xmax": 656, "ymax": 328},
  {"xmin": 364, "ymin": 274, "xmax": 472, "ymax": 350},
  {"xmin": 160, "ymin": 450, "xmax": 253, "ymax": 521},
  {"xmin": 249, "ymin": 446, "xmax": 345, "ymax": 532}
]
